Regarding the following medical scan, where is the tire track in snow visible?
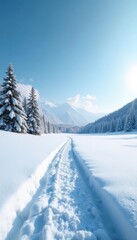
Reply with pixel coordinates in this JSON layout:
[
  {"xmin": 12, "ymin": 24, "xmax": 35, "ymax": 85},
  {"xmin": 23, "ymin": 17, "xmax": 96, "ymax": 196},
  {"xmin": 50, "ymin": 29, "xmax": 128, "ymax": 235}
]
[{"xmin": 18, "ymin": 139, "xmax": 115, "ymax": 240}]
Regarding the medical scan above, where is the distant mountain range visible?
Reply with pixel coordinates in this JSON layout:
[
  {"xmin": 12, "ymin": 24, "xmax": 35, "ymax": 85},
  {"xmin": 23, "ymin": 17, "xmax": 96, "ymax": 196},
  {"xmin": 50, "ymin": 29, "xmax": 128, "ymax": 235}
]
[
  {"xmin": 41, "ymin": 101, "xmax": 104, "ymax": 126},
  {"xmin": 80, "ymin": 98, "xmax": 137, "ymax": 133}
]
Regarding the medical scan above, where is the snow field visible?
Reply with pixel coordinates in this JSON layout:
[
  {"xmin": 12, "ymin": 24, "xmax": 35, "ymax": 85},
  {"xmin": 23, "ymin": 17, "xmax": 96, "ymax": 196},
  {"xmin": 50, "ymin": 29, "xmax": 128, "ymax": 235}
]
[
  {"xmin": 1, "ymin": 132, "xmax": 137, "ymax": 240},
  {"xmin": 18, "ymin": 139, "xmax": 112, "ymax": 240},
  {"xmin": 0, "ymin": 131, "xmax": 68, "ymax": 240},
  {"xmin": 72, "ymin": 134, "xmax": 137, "ymax": 240}
]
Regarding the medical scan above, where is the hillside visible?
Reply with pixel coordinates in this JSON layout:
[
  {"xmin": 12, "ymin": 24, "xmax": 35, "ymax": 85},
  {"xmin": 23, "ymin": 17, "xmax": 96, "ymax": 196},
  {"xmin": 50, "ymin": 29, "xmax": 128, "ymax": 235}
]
[{"xmin": 80, "ymin": 98, "xmax": 137, "ymax": 133}]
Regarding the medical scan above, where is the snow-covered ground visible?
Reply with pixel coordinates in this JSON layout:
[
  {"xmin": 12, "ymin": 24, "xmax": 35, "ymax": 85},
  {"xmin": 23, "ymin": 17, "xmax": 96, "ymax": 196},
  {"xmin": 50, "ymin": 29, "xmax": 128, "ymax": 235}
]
[
  {"xmin": 18, "ymin": 139, "xmax": 112, "ymax": 240},
  {"xmin": 0, "ymin": 131, "xmax": 67, "ymax": 240},
  {"xmin": 1, "ymin": 132, "xmax": 137, "ymax": 240},
  {"xmin": 72, "ymin": 134, "xmax": 137, "ymax": 240}
]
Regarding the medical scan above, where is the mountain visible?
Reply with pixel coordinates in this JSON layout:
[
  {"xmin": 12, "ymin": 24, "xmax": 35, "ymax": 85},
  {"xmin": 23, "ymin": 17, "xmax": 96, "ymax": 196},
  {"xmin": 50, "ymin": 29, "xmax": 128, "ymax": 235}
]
[
  {"xmin": 41, "ymin": 102, "xmax": 103, "ymax": 126},
  {"xmin": 80, "ymin": 98, "xmax": 137, "ymax": 133}
]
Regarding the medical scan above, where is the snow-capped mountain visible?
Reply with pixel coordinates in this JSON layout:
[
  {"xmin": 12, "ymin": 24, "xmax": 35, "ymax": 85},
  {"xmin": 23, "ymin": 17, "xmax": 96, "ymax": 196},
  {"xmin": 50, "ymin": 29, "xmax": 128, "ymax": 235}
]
[{"xmin": 41, "ymin": 101, "xmax": 103, "ymax": 126}]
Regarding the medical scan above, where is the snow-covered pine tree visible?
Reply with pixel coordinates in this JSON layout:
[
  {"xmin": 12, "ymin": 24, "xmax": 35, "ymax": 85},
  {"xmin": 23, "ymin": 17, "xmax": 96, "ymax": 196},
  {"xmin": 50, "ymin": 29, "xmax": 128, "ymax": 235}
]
[
  {"xmin": 0, "ymin": 64, "xmax": 28, "ymax": 133},
  {"xmin": 40, "ymin": 114, "xmax": 47, "ymax": 133},
  {"xmin": 27, "ymin": 87, "xmax": 41, "ymax": 135},
  {"xmin": 0, "ymin": 84, "xmax": 3, "ymax": 111},
  {"xmin": 124, "ymin": 114, "xmax": 132, "ymax": 132},
  {"xmin": 124, "ymin": 109, "xmax": 136, "ymax": 132},
  {"xmin": 130, "ymin": 110, "xmax": 136, "ymax": 130},
  {"xmin": 53, "ymin": 125, "xmax": 56, "ymax": 133},
  {"xmin": 50, "ymin": 123, "xmax": 54, "ymax": 133},
  {"xmin": 42, "ymin": 115, "xmax": 47, "ymax": 133},
  {"xmin": 116, "ymin": 118, "xmax": 123, "ymax": 131},
  {"xmin": 125, "ymin": 101, "xmax": 137, "ymax": 131},
  {"xmin": 47, "ymin": 121, "xmax": 50, "ymax": 133},
  {"xmin": 110, "ymin": 119, "xmax": 116, "ymax": 132},
  {"xmin": 22, "ymin": 97, "xmax": 27, "ymax": 114}
]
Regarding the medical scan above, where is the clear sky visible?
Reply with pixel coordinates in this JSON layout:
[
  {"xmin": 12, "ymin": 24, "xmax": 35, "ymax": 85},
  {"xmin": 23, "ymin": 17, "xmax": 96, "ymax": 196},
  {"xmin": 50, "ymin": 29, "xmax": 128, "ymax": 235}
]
[{"xmin": 0, "ymin": 0, "xmax": 137, "ymax": 113}]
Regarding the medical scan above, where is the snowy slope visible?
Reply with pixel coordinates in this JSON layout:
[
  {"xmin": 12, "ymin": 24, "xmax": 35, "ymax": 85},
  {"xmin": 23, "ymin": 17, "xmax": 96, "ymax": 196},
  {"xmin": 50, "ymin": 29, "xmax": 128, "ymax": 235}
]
[
  {"xmin": 80, "ymin": 98, "xmax": 137, "ymax": 133},
  {"xmin": 72, "ymin": 134, "xmax": 137, "ymax": 240},
  {"xmin": 0, "ymin": 131, "xmax": 67, "ymax": 240},
  {"xmin": 42, "ymin": 102, "xmax": 103, "ymax": 126}
]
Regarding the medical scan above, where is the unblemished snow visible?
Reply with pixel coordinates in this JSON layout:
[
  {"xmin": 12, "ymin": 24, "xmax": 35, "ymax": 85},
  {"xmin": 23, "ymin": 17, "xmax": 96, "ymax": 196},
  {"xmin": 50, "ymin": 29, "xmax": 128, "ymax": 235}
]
[
  {"xmin": 72, "ymin": 134, "xmax": 137, "ymax": 240},
  {"xmin": 1, "ymin": 132, "xmax": 137, "ymax": 240}
]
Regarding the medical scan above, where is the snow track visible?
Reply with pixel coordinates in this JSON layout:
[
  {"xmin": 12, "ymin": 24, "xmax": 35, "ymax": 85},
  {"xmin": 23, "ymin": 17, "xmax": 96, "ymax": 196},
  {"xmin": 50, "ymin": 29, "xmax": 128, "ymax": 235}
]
[{"xmin": 18, "ymin": 139, "xmax": 115, "ymax": 240}]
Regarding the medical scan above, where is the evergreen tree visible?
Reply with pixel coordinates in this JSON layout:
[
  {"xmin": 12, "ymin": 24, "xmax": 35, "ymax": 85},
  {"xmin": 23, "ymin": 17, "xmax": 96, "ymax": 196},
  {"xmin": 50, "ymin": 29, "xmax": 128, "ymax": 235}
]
[
  {"xmin": 0, "ymin": 64, "xmax": 28, "ymax": 133},
  {"xmin": 41, "ymin": 114, "xmax": 47, "ymax": 133},
  {"xmin": 22, "ymin": 97, "xmax": 27, "ymax": 114},
  {"xmin": 124, "ymin": 114, "xmax": 132, "ymax": 132},
  {"xmin": 27, "ymin": 87, "xmax": 41, "ymax": 135},
  {"xmin": 50, "ymin": 123, "xmax": 54, "ymax": 133},
  {"xmin": 102, "ymin": 122, "xmax": 108, "ymax": 132},
  {"xmin": 121, "ymin": 117, "xmax": 125, "ymax": 130},
  {"xmin": 130, "ymin": 110, "xmax": 136, "ymax": 130},
  {"xmin": 135, "ymin": 116, "xmax": 137, "ymax": 129},
  {"xmin": 53, "ymin": 125, "xmax": 56, "ymax": 133},
  {"xmin": 110, "ymin": 119, "xmax": 115, "ymax": 132},
  {"xmin": 99, "ymin": 123, "xmax": 103, "ymax": 133},
  {"xmin": 47, "ymin": 121, "xmax": 51, "ymax": 133},
  {"xmin": 116, "ymin": 118, "xmax": 123, "ymax": 131}
]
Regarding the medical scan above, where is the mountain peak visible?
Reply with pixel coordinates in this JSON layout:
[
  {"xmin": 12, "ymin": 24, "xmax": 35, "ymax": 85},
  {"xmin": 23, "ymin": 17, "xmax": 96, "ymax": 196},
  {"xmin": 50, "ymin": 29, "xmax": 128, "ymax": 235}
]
[{"xmin": 41, "ymin": 100, "xmax": 104, "ymax": 126}]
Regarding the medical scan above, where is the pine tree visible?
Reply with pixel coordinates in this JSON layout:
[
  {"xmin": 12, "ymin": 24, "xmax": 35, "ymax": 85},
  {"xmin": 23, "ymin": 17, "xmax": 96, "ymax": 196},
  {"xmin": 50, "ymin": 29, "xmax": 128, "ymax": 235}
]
[
  {"xmin": 43, "ymin": 115, "xmax": 48, "ymax": 133},
  {"xmin": 124, "ymin": 110, "xmax": 136, "ymax": 132},
  {"xmin": 50, "ymin": 123, "xmax": 53, "ymax": 133},
  {"xmin": 121, "ymin": 117, "xmax": 125, "ymax": 130},
  {"xmin": 0, "ymin": 64, "xmax": 28, "ymax": 133},
  {"xmin": 110, "ymin": 119, "xmax": 115, "ymax": 132},
  {"xmin": 124, "ymin": 114, "xmax": 132, "ymax": 132},
  {"xmin": 130, "ymin": 110, "xmax": 136, "ymax": 130},
  {"xmin": 116, "ymin": 118, "xmax": 123, "ymax": 131},
  {"xmin": 47, "ymin": 121, "xmax": 51, "ymax": 133},
  {"xmin": 22, "ymin": 97, "xmax": 27, "ymax": 114},
  {"xmin": 27, "ymin": 87, "xmax": 41, "ymax": 135},
  {"xmin": 53, "ymin": 125, "xmax": 56, "ymax": 133},
  {"xmin": 41, "ymin": 114, "xmax": 47, "ymax": 133}
]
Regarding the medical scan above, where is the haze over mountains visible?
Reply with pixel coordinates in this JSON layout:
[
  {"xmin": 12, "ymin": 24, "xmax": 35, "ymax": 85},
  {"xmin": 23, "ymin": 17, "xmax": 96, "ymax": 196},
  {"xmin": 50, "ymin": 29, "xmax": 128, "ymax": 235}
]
[{"xmin": 41, "ymin": 101, "xmax": 104, "ymax": 126}]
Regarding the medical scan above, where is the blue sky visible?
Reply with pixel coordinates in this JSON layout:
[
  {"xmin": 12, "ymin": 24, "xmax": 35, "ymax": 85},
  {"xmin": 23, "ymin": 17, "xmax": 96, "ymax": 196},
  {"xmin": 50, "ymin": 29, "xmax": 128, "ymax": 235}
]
[{"xmin": 0, "ymin": 0, "xmax": 137, "ymax": 113}]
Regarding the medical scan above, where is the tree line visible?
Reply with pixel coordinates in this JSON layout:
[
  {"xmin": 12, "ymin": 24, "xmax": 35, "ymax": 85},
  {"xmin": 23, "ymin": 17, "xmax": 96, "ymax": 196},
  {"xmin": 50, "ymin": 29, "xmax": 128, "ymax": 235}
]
[{"xmin": 0, "ymin": 64, "xmax": 58, "ymax": 135}]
